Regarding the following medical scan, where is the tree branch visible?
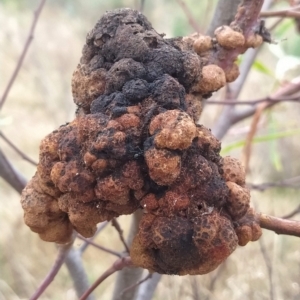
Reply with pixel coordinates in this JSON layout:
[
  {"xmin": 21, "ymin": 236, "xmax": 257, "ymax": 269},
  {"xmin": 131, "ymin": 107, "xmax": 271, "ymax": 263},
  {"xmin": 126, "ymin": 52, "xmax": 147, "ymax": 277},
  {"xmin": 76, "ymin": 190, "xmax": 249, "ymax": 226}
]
[
  {"xmin": 111, "ymin": 211, "xmax": 144, "ymax": 300},
  {"xmin": 77, "ymin": 235, "xmax": 122, "ymax": 258},
  {"xmin": 0, "ymin": 148, "xmax": 27, "ymax": 194},
  {"xmin": 247, "ymin": 175, "xmax": 300, "ymax": 191},
  {"xmin": 112, "ymin": 218, "xmax": 130, "ymax": 253},
  {"xmin": 0, "ymin": 0, "xmax": 46, "ymax": 110},
  {"xmin": 79, "ymin": 257, "xmax": 133, "ymax": 300},
  {"xmin": 260, "ymin": 5, "xmax": 300, "ymax": 18},
  {"xmin": 281, "ymin": 204, "xmax": 300, "ymax": 219},
  {"xmin": 206, "ymin": 0, "xmax": 242, "ymax": 36},
  {"xmin": 135, "ymin": 273, "xmax": 162, "ymax": 300},
  {"xmin": 0, "ymin": 131, "xmax": 37, "ymax": 166},
  {"xmin": 65, "ymin": 247, "xmax": 95, "ymax": 300},
  {"xmin": 258, "ymin": 213, "xmax": 300, "ymax": 237},
  {"xmin": 29, "ymin": 234, "xmax": 75, "ymax": 300}
]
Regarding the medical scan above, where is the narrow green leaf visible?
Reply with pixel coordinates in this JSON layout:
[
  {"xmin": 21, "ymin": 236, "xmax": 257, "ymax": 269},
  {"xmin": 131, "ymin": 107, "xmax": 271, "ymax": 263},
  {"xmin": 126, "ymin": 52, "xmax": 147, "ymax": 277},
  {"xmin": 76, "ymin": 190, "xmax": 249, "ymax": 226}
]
[{"xmin": 221, "ymin": 129, "xmax": 300, "ymax": 155}]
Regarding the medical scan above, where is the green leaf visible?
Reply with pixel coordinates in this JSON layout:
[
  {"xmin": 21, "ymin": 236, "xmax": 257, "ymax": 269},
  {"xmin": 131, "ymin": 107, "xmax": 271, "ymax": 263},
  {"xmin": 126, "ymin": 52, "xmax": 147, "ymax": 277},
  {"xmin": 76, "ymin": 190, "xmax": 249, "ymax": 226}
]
[
  {"xmin": 221, "ymin": 129, "xmax": 300, "ymax": 155},
  {"xmin": 252, "ymin": 60, "xmax": 275, "ymax": 78}
]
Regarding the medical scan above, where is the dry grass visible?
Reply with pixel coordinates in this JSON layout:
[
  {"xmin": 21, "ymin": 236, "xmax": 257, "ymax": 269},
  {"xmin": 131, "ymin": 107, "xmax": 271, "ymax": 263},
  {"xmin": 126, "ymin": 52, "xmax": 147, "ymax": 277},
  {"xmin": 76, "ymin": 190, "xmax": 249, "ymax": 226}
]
[{"xmin": 1, "ymin": 1, "xmax": 300, "ymax": 299}]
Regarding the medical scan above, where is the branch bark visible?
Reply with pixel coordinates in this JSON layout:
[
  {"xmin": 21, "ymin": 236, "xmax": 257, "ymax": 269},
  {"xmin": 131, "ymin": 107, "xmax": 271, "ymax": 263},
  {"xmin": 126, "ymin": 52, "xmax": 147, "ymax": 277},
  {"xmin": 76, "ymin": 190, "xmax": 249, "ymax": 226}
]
[
  {"xmin": 65, "ymin": 248, "xmax": 95, "ymax": 300},
  {"xmin": 29, "ymin": 235, "xmax": 75, "ymax": 300},
  {"xmin": 258, "ymin": 213, "xmax": 300, "ymax": 237},
  {"xmin": 0, "ymin": 148, "xmax": 27, "ymax": 194},
  {"xmin": 111, "ymin": 211, "xmax": 144, "ymax": 300},
  {"xmin": 206, "ymin": 0, "xmax": 242, "ymax": 36}
]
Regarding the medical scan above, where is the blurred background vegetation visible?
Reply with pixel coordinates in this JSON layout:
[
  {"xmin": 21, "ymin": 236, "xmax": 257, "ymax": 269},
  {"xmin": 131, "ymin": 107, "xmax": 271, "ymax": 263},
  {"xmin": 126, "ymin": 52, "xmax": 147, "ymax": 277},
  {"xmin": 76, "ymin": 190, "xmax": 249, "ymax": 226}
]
[{"xmin": 0, "ymin": 0, "xmax": 300, "ymax": 299}]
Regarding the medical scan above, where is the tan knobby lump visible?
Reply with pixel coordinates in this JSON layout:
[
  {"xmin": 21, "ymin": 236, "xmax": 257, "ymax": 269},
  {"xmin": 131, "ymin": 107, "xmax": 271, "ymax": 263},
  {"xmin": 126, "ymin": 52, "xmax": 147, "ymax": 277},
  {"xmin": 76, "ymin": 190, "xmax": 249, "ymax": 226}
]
[{"xmin": 215, "ymin": 25, "xmax": 245, "ymax": 49}]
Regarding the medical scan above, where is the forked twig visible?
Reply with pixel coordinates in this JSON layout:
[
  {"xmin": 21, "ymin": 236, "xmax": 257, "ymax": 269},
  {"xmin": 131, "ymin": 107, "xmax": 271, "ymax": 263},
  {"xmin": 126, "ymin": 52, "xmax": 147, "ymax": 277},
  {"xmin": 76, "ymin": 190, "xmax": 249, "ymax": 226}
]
[
  {"xmin": 118, "ymin": 273, "xmax": 152, "ymax": 299},
  {"xmin": 79, "ymin": 257, "xmax": 133, "ymax": 300}
]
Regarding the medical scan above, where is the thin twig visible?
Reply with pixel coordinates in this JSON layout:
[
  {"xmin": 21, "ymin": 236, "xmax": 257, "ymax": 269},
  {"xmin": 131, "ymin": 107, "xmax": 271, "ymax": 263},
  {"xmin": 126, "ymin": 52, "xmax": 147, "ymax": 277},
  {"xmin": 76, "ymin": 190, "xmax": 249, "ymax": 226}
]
[
  {"xmin": 112, "ymin": 211, "xmax": 144, "ymax": 300},
  {"xmin": 259, "ymin": 238, "xmax": 274, "ymax": 300},
  {"xmin": 0, "ymin": 131, "xmax": 37, "ymax": 166},
  {"xmin": 242, "ymin": 103, "xmax": 266, "ymax": 173},
  {"xmin": 260, "ymin": 5, "xmax": 300, "ymax": 18},
  {"xmin": 207, "ymin": 96, "xmax": 300, "ymax": 105},
  {"xmin": 111, "ymin": 218, "xmax": 130, "ymax": 253},
  {"xmin": 135, "ymin": 273, "xmax": 162, "ymax": 300},
  {"xmin": 29, "ymin": 234, "xmax": 75, "ymax": 300},
  {"xmin": 79, "ymin": 257, "xmax": 133, "ymax": 300},
  {"xmin": 258, "ymin": 212, "xmax": 300, "ymax": 237},
  {"xmin": 0, "ymin": 0, "xmax": 47, "ymax": 110},
  {"xmin": 281, "ymin": 204, "xmax": 300, "ymax": 219},
  {"xmin": 77, "ymin": 235, "xmax": 122, "ymax": 258},
  {"xmin": 118, "ymin": 273, "xmax": 152, "ymax": 299},
  {"xmin": 0, "ymin": 148, "xmax": 27, "ymax": 193},
  {"xmin": 247, "ymin": 175, "xmax": 300, "ymax": 191},
  {"xmin": 79, "ymin": 221, "xmax": 108, "ymax": 254},
  {"xmin": 65, "ymin": 248, "xmax": 95, "ymax": 300},
  {"xmin": 176, "ymin": 0, "xmax": 201, "ymax": 32}
]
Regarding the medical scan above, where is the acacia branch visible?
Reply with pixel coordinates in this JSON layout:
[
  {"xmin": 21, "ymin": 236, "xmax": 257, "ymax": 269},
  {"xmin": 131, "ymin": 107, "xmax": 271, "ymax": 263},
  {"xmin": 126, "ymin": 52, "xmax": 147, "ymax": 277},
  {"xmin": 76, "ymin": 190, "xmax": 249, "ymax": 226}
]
[
  {"xmin": 79, "ymin": 257, "xmax": 133, "ymax": 300},
  {"xmin": 135, "ymin": 273, "xmax": 162, "ymax": 300},
  {"xmin": 0, "ymin": 131, "xmax": 37, "ymax": 166},
  {"xmin": 258, "ymin": 213, "xmax": 300, "ymax": 237},
  {"xmin": 0, "ymin": 148, "xmax": 27, "ymax": 194},
  {"xmin": 206, "ymin": 0, "xmax": 242, "ymax": 36},
  {"xmin": 111, "ymin": 211, "xmax": 144, "ymax": 300},
  {"xmin": 65, "ymin": 248, "xmax": 95, "ymax": 300},
  {"xmin": 30, "ymin": 234, "xmax": 75, "ymax": 300},
  {"xmin": 207, "ymin": 95, "xmax": 300, "ymax": 105},
  {"xmin": 119, "ymin": 273, "xmax": 152, "ymax": 298},
  {"xmin": 281, "ymin": 204, "xmax": 300, "ymax": 219},
  {"xmin": 247, "ymin": 175, "xmax": 300, "ymax": 191},
  {"xmin": 0, "ymin": 0, "xmax": 46, "ymax": 110},
  {"xmin": 260, "ymin": 5, "xmax": 300, "ymax": 18},
  {"xmin": 79, "ymin": 221, "xmax": 108, "ymax": 254},
  {"xmin": 112, "ymin": 218, "xmax": 130, "ymax": 253}
]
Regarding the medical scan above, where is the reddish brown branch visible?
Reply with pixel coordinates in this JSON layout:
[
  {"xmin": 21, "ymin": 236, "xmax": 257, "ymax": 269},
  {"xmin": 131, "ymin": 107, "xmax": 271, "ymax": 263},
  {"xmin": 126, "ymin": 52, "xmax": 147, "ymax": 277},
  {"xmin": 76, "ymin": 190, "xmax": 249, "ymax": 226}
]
[
  {"xmin": 79, "ymin": 257, "xmax": 133, "ymax": 300},
  {"xmin": 30, "ymin": 234, "xmax": 75, "ymax": 300},
  {"xmin": 0, "ymin": 148, "xmax": 26, "ymax": 193},
  {"xmin": 258, "ymin": 213, "xmax": 300, "ymax": 237},
  {"xmin": 0, "ymin": 0, "xmax": 46, "ymax": 110}
]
